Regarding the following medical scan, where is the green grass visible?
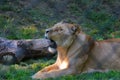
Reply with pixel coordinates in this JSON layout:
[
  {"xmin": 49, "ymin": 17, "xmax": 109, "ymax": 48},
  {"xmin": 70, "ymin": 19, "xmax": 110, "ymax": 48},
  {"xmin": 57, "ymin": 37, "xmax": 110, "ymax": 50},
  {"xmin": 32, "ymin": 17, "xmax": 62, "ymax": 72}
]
[{"xmin": 0, "ymin": 58, "xmax": 120, "ymax": 80}]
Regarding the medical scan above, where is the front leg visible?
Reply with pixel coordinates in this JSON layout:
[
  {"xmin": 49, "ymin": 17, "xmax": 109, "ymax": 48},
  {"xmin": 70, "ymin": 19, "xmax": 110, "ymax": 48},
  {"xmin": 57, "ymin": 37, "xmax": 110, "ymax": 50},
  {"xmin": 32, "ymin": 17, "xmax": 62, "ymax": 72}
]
[
  {"xmin": 32, "ymin": 64, "xmax": 58, "ymax": 79},
  {"xmin": 32, "ymin": 68, "xmax": 75, "ymax": 79},
  {"xmin": 40, "ymin": 64, "xmax": 58, "ymax": 72}
]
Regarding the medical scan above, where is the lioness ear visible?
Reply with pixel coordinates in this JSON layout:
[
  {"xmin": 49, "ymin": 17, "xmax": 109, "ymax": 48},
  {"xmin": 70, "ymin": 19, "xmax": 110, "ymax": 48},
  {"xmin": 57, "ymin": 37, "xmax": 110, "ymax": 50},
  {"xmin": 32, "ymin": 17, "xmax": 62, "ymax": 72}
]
[{"xmin": 71, "ymin": 24, "xmax": 81, "ymax": 34}]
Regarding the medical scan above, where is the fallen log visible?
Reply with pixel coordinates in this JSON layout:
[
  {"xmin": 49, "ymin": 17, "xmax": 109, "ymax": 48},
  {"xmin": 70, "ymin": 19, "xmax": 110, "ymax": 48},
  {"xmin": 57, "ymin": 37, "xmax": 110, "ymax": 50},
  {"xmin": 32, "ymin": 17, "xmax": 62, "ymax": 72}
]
[{"xmin": 0, "ymin": 38, "xmax": 57, "ymax": 65}]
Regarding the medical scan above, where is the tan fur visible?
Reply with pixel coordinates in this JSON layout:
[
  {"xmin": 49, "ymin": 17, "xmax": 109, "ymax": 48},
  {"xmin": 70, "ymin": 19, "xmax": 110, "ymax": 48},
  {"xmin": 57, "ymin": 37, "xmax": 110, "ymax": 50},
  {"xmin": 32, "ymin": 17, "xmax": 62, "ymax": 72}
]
[{"xmin": 32, "ymin": 22, "xmax": 120, "ymax": 79}]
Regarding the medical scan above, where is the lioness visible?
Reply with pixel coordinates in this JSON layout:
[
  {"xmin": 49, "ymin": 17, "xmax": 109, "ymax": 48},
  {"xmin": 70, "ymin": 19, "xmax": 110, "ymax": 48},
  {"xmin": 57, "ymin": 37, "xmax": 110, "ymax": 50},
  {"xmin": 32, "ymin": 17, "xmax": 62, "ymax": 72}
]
[{"xmin": 32, "ymin": 21, "xmax": 120, "ymax": 79}]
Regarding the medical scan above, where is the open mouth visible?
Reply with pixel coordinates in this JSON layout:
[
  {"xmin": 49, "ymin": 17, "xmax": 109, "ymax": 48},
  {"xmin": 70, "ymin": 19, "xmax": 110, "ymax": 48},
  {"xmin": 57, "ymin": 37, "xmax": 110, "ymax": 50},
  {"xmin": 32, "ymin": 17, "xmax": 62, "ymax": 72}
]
[
  {"xmin": 44, "ymin": 33, "xmax": 57, "ymax": 49},
  {"xmin": 49, "ymin": 39, "xmax": 57, "ymax": 49},
  {"xmin": 46, "ymin": 39, "xmax": 57, "ymax": 54},
  {"xmin": 45, "ymin": 36, "xmax": 57, "ymax": 53}
]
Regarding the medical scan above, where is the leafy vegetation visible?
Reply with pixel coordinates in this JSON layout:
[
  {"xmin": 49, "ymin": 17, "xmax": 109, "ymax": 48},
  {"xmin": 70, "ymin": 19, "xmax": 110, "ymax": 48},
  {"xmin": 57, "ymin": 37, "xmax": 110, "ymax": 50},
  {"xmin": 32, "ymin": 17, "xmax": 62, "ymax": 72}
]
[{"xmin": 0, "ymin": 0, "xmax": 120, "ymax": 80}]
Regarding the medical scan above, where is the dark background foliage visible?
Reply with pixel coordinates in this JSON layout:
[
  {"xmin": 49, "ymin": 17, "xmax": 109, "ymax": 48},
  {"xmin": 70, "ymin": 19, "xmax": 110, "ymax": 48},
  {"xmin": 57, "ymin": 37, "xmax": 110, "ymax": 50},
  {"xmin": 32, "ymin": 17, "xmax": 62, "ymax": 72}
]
[{"xmin": 0, "ymin": 0, "xmax": 120, "ymax": 40}]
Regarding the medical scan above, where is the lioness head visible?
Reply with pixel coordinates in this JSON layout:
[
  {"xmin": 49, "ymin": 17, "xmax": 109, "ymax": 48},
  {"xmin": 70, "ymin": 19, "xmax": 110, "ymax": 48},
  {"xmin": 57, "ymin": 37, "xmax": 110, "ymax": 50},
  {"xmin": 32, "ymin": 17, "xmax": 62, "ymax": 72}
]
[{"xmin": 45, "ymin": 21, "xmax": 81, "ymax": 47}]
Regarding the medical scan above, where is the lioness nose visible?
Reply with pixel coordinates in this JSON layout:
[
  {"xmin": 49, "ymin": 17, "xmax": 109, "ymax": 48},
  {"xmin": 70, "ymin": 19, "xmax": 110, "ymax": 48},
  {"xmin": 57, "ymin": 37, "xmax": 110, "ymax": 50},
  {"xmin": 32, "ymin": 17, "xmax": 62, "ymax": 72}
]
[{"xmin": 45, "ymin": 29, "xmax": 50, "ymax": 33}]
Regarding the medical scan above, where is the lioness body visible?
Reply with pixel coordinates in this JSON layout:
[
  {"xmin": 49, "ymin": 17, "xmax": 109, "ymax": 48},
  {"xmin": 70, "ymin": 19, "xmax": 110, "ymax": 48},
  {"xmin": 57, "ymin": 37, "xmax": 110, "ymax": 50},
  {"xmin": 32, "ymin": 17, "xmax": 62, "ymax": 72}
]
[
  {"xmin": 84, "ymin": 39, "xmax": 120, "ymax": 71},
  {"xmin": 32, "ymin": 22, "xmax": 120, "ymax": 79}
]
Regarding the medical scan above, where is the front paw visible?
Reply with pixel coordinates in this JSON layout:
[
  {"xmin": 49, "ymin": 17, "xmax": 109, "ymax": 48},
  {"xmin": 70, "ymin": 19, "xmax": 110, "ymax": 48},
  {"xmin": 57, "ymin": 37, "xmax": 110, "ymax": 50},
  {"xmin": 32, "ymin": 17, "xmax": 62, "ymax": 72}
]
[{"xmin": 32, "ymin": 72, "xmax": 48, "ymax": 80}]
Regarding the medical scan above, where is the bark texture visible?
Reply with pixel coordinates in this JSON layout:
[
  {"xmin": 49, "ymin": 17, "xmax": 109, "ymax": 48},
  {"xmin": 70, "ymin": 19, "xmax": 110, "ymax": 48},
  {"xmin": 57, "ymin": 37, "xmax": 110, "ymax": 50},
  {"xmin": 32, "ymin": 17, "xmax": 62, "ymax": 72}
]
[{"xmin": 0, "ymin": 38, "xmax": 57, "ymax": 65}]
